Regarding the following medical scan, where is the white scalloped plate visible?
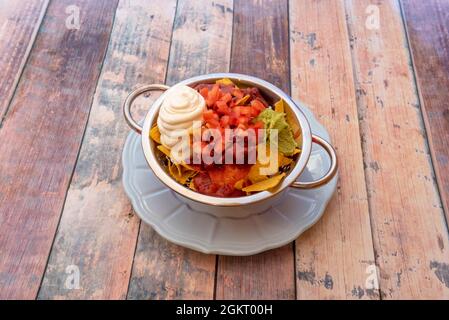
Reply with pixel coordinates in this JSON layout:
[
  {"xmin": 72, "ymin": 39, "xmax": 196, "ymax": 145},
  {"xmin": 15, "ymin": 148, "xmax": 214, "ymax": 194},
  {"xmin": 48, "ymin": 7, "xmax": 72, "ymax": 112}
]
[{"xmin": 122, "ymin": 102, "xmax": 337, "ymax": 256}]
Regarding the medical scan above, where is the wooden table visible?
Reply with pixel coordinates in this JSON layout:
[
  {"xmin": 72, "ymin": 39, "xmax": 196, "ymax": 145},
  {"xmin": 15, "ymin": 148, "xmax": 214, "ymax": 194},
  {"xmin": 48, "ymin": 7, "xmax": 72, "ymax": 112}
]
[{"xmin": 1, "ymin": 0, "xmax": 449, "ymax": 300}]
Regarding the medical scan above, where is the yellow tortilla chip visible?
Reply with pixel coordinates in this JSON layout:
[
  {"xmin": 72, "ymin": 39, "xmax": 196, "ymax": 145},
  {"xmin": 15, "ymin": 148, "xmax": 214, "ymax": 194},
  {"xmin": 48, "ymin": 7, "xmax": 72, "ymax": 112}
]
[
  {"xmin": 248, "ymin": 146, "xmax": 293, "ymax": 183},
  {"xmin": 167, "ymin": 161, "xmax": 178, "ymax": 179},
  {"xmin": 157, "ymin": 145, "xmax": 171, "ymax": 158},
  {"xmin": 175, "ymin": 163, "xmax": 182, "ymax": 176},
  {"xmin": 293, "ymin": 148, "xmax": 301, "ymax": 155},
  {"xmin": 242, "ymin": 173, "xmax": 286, "ymax": 193},
  {"xmin": 236, "ymin": 94, "xmax": 250, "ymax": 106},
  {"xmin": 216, "ymin": 78, "xmax": 235, "ymax": 86},
  {"xmin": 284, "ymin": 107, "xmax": 301, "ymax": 142},
  {"xmin": 150, "ymin": 125, "xmax": 161, "ymax": 144},
  {"xmin": 168, "ymin": 161, "xmax": 197, "ymax": 185},
  {"xmin": 274, "ymin": 99, "xmax": 285, "ymax": 113},
  {"xmin": 176, "ymin": 173, "xmax": 191, "ymax": 185},
  {"xmin": 181, "ymin": 162, "xmax": 196, "ymax": 171}
]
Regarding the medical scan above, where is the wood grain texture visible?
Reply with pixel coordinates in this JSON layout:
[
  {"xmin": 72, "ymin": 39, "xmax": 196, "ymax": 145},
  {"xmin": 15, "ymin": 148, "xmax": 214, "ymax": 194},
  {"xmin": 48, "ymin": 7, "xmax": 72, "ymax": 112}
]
[
  {"xmin": 127, "ymin": 0, "xmax": 233, "ymax": 300},
  {"xmin": 0, "ymin": 0, "xmax": 49, "ymax": 119},
  {"xmin": 166, "ymin": 0, "xmax": 233, "ymax": 83},
  {"xmin": 38, "ymin": 0, "xmax": 176, "ymax": 300},
  {"xmin": 215, "ymin": 0, "xmax": 296, "ymax": 300},
  {"xmin": 290, "ymin": 0, "xmax": 378, "ymax": 299},
  {"xmin": 401, "ymin": 0, "xmax": 449, "ymax": 232},
  {"xmin": 0, "ymin": 0, "xmax": 118, "ymax": 299},
  {"xmin": 346, "ymin": 0, "xmax": 449, "ymax": 299}
]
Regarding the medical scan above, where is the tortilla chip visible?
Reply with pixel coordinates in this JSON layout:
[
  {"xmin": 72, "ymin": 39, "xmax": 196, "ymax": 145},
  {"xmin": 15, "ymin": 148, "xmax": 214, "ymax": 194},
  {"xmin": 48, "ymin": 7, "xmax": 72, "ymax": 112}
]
[
  {"xmin": 274, "ymin": 99, "xmax": 285, "ymax": 113},
  {"xmin": 157, "ymin": 145, "xmax": 171, "ymax": 158},
  {"xmin": 236, "ymin": 94, "xmax": 250, "ymax": 106},
  {"xmin": 216, "ymin": 78, "xmax": 235, "ymax": 86},
  {"xmin": 248, "ymin": 163, "xmax": 270, "ymax": 184},
  {"xmin": 242, "ymin": 173, "xmax": 286, "ymax": 192},
  {"xmin": 283, "ymin": 107, "xmax": 301, "ymax": 142},
  {"xmin": 168, "ymin": 161, "xmax": 197, "ymax": 185},
  {"xmin": 234, "ymin": 179, "xmax": 246, "ymax": 190},
  {"xmin": 279, "ymin": 154, "xmax": 293, "ymax": 167},
  {"xmin": 175, "ymin": 163, "xmax": 182, "ymax": 176},
  {"xmin": 248, "ymin": 145, "xmax": 294, "ymax": 183},
  {"xmin": 181, "ymin": 162, "xmax": 196, "ymax": 171},
  {"xmin": 150, "ymin": 125, "xmax": 161, "ymax": 144},
  {"xmin": 167, "ymin": 161, "xmax": 178, "ymax": 179},
  {"xmin": 189, "ymin": 179, "xmax": 196, "ymax": 191},
  {"xmin": 293, "ymin": 148, "xmax": 301, "ymax": 155}
]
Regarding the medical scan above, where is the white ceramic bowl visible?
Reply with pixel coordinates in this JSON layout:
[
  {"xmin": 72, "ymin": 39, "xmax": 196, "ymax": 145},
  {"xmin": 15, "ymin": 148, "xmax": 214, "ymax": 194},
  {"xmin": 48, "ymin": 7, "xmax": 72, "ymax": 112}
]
[{"xmin": 123, "ymin": 73, "xmax": 337, "ymax": 218}]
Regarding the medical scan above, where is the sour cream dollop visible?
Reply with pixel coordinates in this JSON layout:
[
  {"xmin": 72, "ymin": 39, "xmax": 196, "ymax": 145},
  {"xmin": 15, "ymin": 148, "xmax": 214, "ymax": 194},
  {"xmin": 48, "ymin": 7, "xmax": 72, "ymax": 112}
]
[{"xmin": 157, "ymin": 85, "xmax": 205, "ymax": 151}]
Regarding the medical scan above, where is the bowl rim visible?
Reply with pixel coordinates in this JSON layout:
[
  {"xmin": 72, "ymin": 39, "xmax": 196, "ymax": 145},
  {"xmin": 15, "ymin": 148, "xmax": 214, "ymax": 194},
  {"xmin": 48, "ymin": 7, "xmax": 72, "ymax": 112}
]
[{"xmin": 140, "ymin": 73, "xmax": 313, "ymax": 206}]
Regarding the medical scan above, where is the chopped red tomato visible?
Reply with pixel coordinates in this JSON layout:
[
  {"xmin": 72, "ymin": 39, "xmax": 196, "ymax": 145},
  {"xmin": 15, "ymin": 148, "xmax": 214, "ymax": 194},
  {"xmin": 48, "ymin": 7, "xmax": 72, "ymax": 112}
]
[
  {"xmin": 193, "ymin": 165, "xmax": 250, "ymax": 197},
  {"xmin": 206, "ymin": 84, "xmax": 220, "ymax": 107},
  {"xmin": 232, "ymin": 106, "xmax": 252, "ymax": 116},
  {"xmin": 193, "ymin": 173, "xmax": 218, "ymax": 195},
  {"xmin": 192, "ymin": 82, "xmax": 274, "ymax": 196},
  {"xmin": 251, "ymin": 120, "xmax": 265, "ymax": 130},
  {"xmin": 232, "ymin": 88, "xmax": 244, "ymax": 99},
  {"xmin": 220, "ymin": 115, "xmax": 230, "ymax": 127},
  {"xmin": 208, "ymin": 165, "xmax": 250, "ymax": 187}
]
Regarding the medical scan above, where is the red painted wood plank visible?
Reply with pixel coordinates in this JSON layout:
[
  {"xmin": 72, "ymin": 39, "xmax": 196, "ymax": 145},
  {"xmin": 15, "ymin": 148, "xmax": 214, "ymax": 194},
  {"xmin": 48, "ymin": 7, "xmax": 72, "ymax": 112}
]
[
  {"xmin": 0, "ymin": 0, "xmax": 118, "ymax": 299},
  {"xmin": 38, "ymin": 0, "xmax": 176, "ymax": 300},
  {"xmin": 215, "ymin": 0, "xmax": 296, "ymax": 300},
  {"xmin": 401, "ymin": 0, "xmax": 449, "ymax": 232},
  {"xmin": 0, "ymin": 0, "xmax": 49, "ymax": 119}
]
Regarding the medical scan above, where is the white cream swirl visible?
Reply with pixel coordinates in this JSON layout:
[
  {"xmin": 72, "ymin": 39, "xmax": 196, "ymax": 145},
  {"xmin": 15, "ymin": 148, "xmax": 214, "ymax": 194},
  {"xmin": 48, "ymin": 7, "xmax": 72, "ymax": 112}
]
[{"xmin": 157, "ymin": 85, "xmax": 205, "ymax": 152}]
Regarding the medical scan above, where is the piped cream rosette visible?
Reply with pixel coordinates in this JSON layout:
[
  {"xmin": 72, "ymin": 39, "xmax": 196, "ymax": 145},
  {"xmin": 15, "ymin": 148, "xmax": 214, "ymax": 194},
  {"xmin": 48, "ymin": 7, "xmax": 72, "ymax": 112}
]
[{"xmin": 157, "ymin": 85, "xmax": 205, "ymax": 163}]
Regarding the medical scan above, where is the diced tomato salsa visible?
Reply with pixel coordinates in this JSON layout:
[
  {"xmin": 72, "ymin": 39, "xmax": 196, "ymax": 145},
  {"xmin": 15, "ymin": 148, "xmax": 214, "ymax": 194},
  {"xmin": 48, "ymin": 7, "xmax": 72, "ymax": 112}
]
[{"xmin": 192, "ymin": 83, "xmax": 269, "ymax": 197}]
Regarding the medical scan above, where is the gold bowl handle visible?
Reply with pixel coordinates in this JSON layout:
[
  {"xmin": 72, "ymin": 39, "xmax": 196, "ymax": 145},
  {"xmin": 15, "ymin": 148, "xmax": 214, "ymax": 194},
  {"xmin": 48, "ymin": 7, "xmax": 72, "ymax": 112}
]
[
  {"xmin": 123, "ymin": 84, "xmax": 169, "ymax": 134},
  {"xmin": 291, "ymin": 135, "xmax": 338, "ymax": 189}
]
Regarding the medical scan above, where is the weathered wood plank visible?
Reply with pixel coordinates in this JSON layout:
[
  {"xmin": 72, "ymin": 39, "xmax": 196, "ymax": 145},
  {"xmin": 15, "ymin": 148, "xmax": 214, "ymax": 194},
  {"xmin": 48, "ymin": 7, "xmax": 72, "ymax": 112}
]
[
  {"xmin": 0, "ymin": 0, "xmax": 118, "ymax": 300},
  {"xmin": 38, "ymin": 0, "xmax": 176, "ymax": 300},
  {"xmin": 0, "ymin": 0, "xmax": 49, "ymax": 119},
  {"xmin": 290, "ymin": 0, "xmax": 378, "ymax": 299},
  {"xmin": 215, "ymin": 0, "xmax": 296, "ymax": 300},
  {"xmin": 127, "ymin": 0, "xmax": 233, "ymax": 300},
  {"xmin": 401, "ymin": 0, "xmax": 449, "ymax": 236},
  {"xmin": 346, "ymin": 0, "xmax": 449, "ymax": 299}
]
